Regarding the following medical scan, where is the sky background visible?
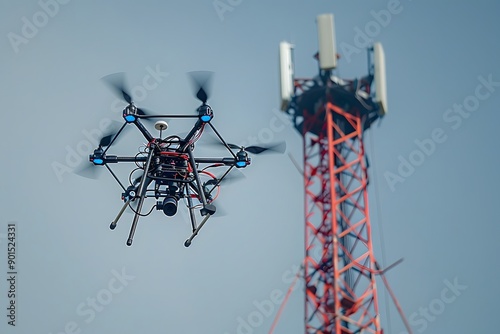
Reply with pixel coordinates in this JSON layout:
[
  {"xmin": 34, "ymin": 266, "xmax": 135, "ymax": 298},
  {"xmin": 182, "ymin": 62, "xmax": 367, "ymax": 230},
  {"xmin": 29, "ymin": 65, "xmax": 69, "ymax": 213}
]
[{"xmin": 1, "ymin": 1, "xmax": 500, "ymax": 333}]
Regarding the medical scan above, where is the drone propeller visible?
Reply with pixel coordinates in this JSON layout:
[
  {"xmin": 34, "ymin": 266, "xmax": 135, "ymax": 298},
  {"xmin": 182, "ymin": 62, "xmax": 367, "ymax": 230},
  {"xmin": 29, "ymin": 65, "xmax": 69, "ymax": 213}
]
[
  {"xmin": 227, "ymin": 142, "xmax": 287, "ymax": 155},
  {"xmin": 99, "ymin": 133, "xmax": 115, "ymax": 147},
  {"xmin": 204, "ymin": 169, "xmax": 246, "ymax": 187},
  {"xmin": 74, "ymin": 160, "xmax": 101, "ymax": 179},
  {"xmin": 97, "ymin": 120, "xmax": 124, "ymax": 148},
  {"xmin": 188, "ymin": 71, "xmax": 214, "ymax": 104},
  {"xmin": 74, "ymin": 121, "xmax": 123, "ymax": 179},
  {"xmin": 101, "ymin": 72, "xmax": 156, "ymax": 122},
  {"xmin": 202, "ymin": 130, "xmax": 286, "ymax": 155},
  {"xmin": 101, "ymin": 72, "xmax": 133, "ymax": 104}
]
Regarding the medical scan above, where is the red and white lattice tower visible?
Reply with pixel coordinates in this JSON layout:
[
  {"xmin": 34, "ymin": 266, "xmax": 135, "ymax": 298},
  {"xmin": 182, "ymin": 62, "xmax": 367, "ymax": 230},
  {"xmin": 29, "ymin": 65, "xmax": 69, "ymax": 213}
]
[
  {"xmin": 297, "ymin": 76, "xmax": 382, "ymax": 334},
  {"xmin": 278, "ymin": 14, "xmax": 390, "ymax": 334}
]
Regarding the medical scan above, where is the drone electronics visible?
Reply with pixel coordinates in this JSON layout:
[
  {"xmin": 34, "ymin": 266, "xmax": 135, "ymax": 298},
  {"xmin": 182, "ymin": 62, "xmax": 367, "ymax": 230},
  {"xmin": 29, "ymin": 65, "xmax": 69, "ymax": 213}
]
[{"xmin": 82, "ymin": 71, "xmax": 285, "ymax": 247}]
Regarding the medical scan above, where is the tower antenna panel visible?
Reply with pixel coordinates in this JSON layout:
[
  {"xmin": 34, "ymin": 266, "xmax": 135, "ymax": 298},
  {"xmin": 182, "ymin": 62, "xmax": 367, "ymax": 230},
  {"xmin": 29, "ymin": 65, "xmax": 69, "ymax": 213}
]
[
  {"xmin": 373, "ymin": 42, "xmax": 388, "ymax": 115},
  {"xmin": 279, "ymin": 41, "xmax": 294, "ymax": 111},
  {"xmin": 317, "ymin": 13, "xmax": 337, "ymax": 70}
]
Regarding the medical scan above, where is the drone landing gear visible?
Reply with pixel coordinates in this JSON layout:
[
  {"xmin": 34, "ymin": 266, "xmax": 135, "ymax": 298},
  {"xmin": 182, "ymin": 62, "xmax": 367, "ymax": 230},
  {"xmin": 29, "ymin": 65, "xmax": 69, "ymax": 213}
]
[
  {"xmin": 184, "ymin": 204, "xmax": 216, "ymax": 247},
  {"xmin": 110, "ymin": 198, "xmax": 133, "ymax": 230},
  {"xmin": 126, "ymin": 148, "xmax": 155, "ymax": 246},
  {"xmin": 183, "ymin": 146, "xmax": 218, "ymax": 248},
  {"xmin": 184, "ymin": 216, "xmax": 209, "ymax": 247}
]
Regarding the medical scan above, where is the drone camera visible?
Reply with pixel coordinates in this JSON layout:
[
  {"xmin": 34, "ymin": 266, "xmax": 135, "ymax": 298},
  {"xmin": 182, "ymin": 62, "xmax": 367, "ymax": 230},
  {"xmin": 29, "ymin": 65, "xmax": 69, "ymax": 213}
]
[{"xmin": 159, "ymin": 195, "xmax": 178, "ymax": 216}]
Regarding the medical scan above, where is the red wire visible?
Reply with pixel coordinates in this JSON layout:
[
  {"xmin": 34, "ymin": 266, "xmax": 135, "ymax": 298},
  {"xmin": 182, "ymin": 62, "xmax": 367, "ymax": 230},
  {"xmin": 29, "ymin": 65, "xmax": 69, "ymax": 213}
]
[{"xmin": 199, "ymin": 170, "xmax": 220, "ymax": 203}]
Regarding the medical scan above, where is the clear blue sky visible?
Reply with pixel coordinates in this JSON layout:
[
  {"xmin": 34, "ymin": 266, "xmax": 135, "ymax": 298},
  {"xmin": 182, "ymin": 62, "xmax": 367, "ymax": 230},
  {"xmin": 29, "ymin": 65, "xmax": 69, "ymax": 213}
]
[{"xmin": 1, "ymin": 1, "xmax": 499, "ymax": 333}]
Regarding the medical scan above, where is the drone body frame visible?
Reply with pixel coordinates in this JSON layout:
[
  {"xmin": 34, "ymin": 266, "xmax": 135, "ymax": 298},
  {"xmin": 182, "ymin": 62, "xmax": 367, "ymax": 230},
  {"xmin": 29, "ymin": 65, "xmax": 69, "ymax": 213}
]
[
  {"xmin": 89, "ymin": 102, "xmax": 250, "ymax": 247},
  {"xmin": 84, "ymin": 71, "xmax": 284, "ymax": 247}
]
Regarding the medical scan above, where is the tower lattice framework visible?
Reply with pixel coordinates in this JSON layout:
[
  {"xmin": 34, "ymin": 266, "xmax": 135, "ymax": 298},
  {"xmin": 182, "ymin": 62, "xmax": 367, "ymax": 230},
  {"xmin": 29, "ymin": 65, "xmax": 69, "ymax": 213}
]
[{"xmin": 291, "ymin": 76, "xmax": 382, "ymax": 334}]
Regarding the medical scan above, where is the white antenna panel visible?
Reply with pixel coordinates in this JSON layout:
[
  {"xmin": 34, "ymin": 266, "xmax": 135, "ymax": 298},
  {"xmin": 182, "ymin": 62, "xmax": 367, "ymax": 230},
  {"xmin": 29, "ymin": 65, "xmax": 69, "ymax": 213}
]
[
  {"xmin": 317, "ymin": 14, "xmax": 337, "ymax": 70},
  {"xmin": 373, "ymin": 42, "xmax": 388, "ymax": 115},
  {"xmin": 279, "ymin": 41, "xmax": 294, "ymax": 111}
]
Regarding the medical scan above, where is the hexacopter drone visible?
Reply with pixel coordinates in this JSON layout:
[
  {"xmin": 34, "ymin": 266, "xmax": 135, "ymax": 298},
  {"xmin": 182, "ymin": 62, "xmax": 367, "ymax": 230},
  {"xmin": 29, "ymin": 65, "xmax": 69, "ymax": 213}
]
[{"xmin": 81, "ymin": 72, "xmax": 285, "ymax": 247}]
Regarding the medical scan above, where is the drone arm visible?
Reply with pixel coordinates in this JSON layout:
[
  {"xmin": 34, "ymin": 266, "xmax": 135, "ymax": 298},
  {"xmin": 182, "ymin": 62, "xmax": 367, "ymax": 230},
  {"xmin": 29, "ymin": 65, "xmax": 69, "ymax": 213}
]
[
  {"xmin": 102, "ymin": 122, "xmax": 128, "ymax": 155},
  {"xmin": 194, "ymin": 157, "xmax": 236, "ymax": 165},
  {"xmin": 179, "ymin": 119, "xmax": 205, "ymax": 152},
  {"xmin": 206, "ymin": 165, "xmax": 235, "ymax": 196},
  {"xmin": 208, "ymin": 122, "xmax": 237, "ymax": 159},
  {"xmin": 105, "ymin": 164, "xmax": 127, "ymax": 192},
  {"xmin": 91, "ymin": 156, "xmax": 148, "ymax": 164},
  {"xmin": 98, "ymin": 157, "xmax": 239, "ymax": 166},
  {"xmin": 133, "ymin": 119, "xmax": 154, "ymax": 142},
  {"xmin": 138, "ymin": 114, "xmax": 199, "ymax": 120}
]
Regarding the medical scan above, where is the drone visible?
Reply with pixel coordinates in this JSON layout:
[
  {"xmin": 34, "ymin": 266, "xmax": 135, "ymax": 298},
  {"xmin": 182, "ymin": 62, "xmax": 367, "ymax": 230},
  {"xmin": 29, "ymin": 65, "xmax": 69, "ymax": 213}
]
[{"xmin": 81, "ymin": 72, "xmax": 285, "ymax": 247}]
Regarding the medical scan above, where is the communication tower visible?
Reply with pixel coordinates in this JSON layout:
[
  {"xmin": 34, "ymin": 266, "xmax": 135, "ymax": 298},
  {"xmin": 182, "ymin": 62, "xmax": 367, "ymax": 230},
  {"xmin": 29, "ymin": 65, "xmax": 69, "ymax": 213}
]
[{"xmin": 279, "ymin": 13, "xmax": 391, "ymax": 334}]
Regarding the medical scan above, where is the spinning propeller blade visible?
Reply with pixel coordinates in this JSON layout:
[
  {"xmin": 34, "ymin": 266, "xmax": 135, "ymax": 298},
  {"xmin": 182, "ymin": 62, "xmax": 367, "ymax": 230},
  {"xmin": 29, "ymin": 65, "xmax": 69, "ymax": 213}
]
[
  {"xmin": 226, "ymin": 142, "xmax": 287, "ymax": 155},
  {"xmin": 74, "ymin": 121, "xmax": 123, "ymax": 179},
  {"xmin": 202, "ymin": 131, "xmax": 286, "ymax": 155},
  {"xmin": 204, "ymin": 169, "xmax": 246, "ymax": 187},
  {"xmin": 244, "ymin": 142, "xmax": 286, "ymax": 154},
  {"xmin": 97, "ymin": 120, "xmax": 123, "ymax": 147},
  {"xmin": 101, "ymin": 72, "xmax": 132, "ymax": 104},
  {"xmin": 136, "ymin": 107, "xmax": 156, "ymax": 123},
  {"xmin": 101, "ymin": 73, "xmax": 157, "ymax": 122},
  {"xmin": 188, "ymin": 71, "xmax": 214, "ymax": 104},
  {"xmin": 74, "ymin": 162, "xmax": 101, "ymax": 179},
  {"xmin": 99, "ymin": 134, "xmax": 114, "ymax": 147}
]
